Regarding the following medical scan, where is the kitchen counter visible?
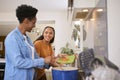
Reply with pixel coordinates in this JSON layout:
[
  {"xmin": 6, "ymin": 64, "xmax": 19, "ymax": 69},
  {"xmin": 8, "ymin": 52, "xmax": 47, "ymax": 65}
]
[
  {"xmin": 0, "ymin": 58, "xmax": 5, "ymax": 71},
  {"xmin": 0, "ymin": 58, "xmax": 5, "ymax": 80},
  {"xmin": 0, "ymin": 58, "xmax": 5, "ymax": 63}
]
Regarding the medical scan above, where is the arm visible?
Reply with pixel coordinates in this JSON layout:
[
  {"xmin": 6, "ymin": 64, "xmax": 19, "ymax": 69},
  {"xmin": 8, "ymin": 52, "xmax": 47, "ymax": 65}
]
[
  {"xmin": 34, "ymin": 40, "xmax": 52, "ymax": 68},
  {"xmin": 5, "ymin": 35, "xmax": 45, "ymax": 69},
  {"xmin": 49, "ymin": 54, "xmax": 63, "ymax": 67}
]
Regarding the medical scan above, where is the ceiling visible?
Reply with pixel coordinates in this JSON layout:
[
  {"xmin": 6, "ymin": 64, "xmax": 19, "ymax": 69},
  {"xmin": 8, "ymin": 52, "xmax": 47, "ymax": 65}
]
[{"xmin": 0, "ymin": 0, "xmax": 68, "ymax": 12}]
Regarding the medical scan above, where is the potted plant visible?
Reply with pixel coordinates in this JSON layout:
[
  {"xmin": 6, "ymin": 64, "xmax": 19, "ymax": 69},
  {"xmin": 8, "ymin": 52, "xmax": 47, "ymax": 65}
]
[{"xmin": 60, "ymin": 42, "xmax": 74, "ymax": 55}]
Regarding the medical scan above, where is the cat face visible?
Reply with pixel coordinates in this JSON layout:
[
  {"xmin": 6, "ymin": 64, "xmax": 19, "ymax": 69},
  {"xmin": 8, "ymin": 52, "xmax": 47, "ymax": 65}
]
[{"xmin": 90, "ymin": 58, "xmax": 104, "ymax": 70}]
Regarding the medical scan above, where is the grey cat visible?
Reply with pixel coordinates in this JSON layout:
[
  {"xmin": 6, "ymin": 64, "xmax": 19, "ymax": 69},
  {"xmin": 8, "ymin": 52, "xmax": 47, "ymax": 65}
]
[{"xmin": 87, "ymin": 58, "xmax": 120, "ymax": 80}]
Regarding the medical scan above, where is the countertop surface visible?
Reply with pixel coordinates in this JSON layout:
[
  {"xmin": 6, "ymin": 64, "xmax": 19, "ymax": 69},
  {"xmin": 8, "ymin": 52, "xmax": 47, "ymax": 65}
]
[{"xmin": 0, "ymin": 58, "xmax": 5, "ymax": 63}]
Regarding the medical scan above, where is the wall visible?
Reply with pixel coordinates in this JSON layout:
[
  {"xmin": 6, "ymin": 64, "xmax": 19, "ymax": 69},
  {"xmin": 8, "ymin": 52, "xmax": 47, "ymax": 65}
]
[
  {"xmin": 74, "ymin": 0, "xmax": 99, "ymax": 8},
  {"xmin": 107, "ymin": 0, "xmax": 120, "ymax": 68}
]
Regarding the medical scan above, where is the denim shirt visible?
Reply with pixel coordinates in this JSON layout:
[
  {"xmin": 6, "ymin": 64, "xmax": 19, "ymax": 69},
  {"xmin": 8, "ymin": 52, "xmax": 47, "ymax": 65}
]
[{"xmin": 4, "ymin": 27, "xmax": 45, "ymax": 80}]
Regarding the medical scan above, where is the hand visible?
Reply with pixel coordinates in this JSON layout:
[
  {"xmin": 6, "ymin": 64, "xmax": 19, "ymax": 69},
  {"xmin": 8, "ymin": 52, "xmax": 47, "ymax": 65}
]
[
  {"xmin": 57, "ymin": 54, "xmax": 68, "ymax": 58},
  {"xmin": 50, "ymin": 56, "xmax": 57, "ymax": 67},
  {"xmin": 51, "ymin": 62, "xmax": 64, "ymax": 67},
  {"xmin": 44, "ymin": 56, "xmax": 51, "ymax": 64},
  {"xmin": 57, "ymin": 63, "xmax": 64, "ymax": 67}
]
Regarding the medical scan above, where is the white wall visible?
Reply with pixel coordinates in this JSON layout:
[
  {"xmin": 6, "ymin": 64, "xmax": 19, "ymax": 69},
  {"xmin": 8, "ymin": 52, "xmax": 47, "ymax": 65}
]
[
  {"xmin": 74, "ymin": 0, "xmax": 99, "ymax": 8},
  {"xmin": 107, "ymin": 0, "xmax": 120, "ymax": 68},
  {"xmin": 0, "ymin": 12, "xmax": 17, "ymax": 22}
]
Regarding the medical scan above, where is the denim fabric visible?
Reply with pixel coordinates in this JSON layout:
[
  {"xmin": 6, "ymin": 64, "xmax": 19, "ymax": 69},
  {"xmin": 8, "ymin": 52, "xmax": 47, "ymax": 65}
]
[{"xmin": 4, "ymin": 27, "xmax": 45, "ymax": 80}]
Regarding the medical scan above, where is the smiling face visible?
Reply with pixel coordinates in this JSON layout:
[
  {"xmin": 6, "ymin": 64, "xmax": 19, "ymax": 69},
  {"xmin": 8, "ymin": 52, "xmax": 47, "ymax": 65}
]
[{"xmin": 43, "ymin": 27, "xmax": 54, "ymax": 43}]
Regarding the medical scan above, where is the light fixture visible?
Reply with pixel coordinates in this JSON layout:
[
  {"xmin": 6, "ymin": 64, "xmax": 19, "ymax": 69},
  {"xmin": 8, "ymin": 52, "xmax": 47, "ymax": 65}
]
[
  {"xmin": 82, "ymin": 9, "xmax": 89, "ymax": 12},
  {"xmin": 96, "ymin": 9, "xmax": 103, "ymax": 12},
  {"xmin": 90, "ymin": 18, "xmax": 95, "ymax": 21}
]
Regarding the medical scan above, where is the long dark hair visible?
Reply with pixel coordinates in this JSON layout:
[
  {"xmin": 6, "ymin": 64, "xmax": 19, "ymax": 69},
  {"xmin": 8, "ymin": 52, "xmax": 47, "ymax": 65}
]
[{"xmin": 35, "ymin": 26, "xmax": 55, "ymax": 43}]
